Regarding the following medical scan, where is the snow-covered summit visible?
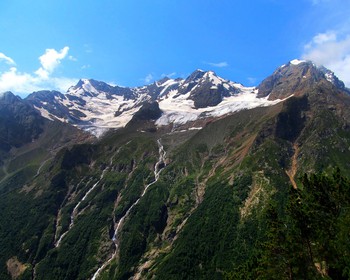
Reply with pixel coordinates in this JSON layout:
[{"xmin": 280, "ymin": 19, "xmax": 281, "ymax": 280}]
[
  {"xmin": 27, "ymin": 69, "xmax": 288, "ymax": 137},
  {"xmin": 290, "ymin": 59, "xmax": 306, "ymax": 65}
]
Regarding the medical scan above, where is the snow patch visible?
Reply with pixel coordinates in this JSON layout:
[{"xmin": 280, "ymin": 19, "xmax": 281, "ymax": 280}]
[
  {"xmin": 81, "ymin": 79, "xmax": 99, "ymax": 94},
  {"xmin": 290, "ymin": 59, "xmax": 306, "ymax": 65},
  {"xmin": 156, "ymin": 87, "xmax": 284, "ymax": 127},
  {"xmin": 34, "ymin": 71, "xmax": 287, "ymax": 138},
  {"xmin": 34, "ymin": 105, "xmax": 55, "ymax": 121},
  {"xmin": 205, "ymin": 71, "xmax": 223, "ymax": 86},
  {"xmin": 324, "ymin": 72, "xmax": 335, "ymax": 84}
]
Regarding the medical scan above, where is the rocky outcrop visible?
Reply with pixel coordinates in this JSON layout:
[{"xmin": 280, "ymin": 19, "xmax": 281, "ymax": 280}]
[{"xmin": 257, "ymin": 60, "xmax": 342, "ymax": 100}]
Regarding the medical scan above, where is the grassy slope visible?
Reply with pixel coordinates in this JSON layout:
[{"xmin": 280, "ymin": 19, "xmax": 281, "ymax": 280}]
[{"xmin": 1, "ymin": 86, "xmax": 350, "ymax": 279}]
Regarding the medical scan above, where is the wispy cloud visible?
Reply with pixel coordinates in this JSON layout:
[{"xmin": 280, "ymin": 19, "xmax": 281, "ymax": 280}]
[
  {"xmin": 84, "ymin": 44, "xmax": 93, "ymax": 54},
  {"xmin": 161, "ymin": 72, "xmax": 176, "ymax": 78},
  {"xmin": 0, "ymin": 52, "xmax": 16, "ymax": 65},
  {"xmin": 206, "ymin": 61, "xmax": 229, "ymax": 68},
  {"xmin": 302, "ymin": 31, "xmax": 350, "ymax": 86},
  {"xmin": 247, "ymin": 77, "xmax": 257, "ymax": 85},
  {"xmin": 143, "ymin": 73, "xmax": 154, "ymax": 84},
  {"xmin": 68, "ymin": 55, "xmax": 77, "ymax": 62},
  {"xmin": 0, "ymin": 47, "xmax": 78, "ymax": 96}
]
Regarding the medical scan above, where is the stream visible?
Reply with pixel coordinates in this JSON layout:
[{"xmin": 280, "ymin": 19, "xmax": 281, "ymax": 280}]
[
  {"xmin": 54, "ymin": 142, "xmax": 129, "ymax": 247},
  {"xmin": 55, "ymin": 170, "xmax": 107, "ymax": 247},
  {"xmin": 91, "ymin": 139, "xmax": 166, "ymax": 280}
]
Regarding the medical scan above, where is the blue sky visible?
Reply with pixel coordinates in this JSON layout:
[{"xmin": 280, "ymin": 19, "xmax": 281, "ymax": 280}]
[{"xmin": 0, "ymin": 0, "xmax": 350, "ymax": 96}]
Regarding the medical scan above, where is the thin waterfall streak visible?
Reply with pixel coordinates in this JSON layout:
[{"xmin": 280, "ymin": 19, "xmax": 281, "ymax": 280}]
[
  {"xmin": 55, "ymin": 169, "xmax": 107, "ymax": 247},
  {"xmin": 91, "ymin": 139, "xmax": 166, "ymax": 280}
]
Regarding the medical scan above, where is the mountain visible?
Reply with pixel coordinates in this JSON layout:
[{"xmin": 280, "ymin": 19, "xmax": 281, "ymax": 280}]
[
  {"xmin": 257, "ymin": 59, "xmax": 348, "ymax": 99},
  {"xmin": 0, "ymin": 91, "xmax": 44, "ymax": 154},
  {"xmin": 26, "ymin": 70, "xmax": 272, "ymax": 136},
  {"xmin": 1, "ymin": 60, "xmax": 350, "ymax": 280},
  {"xmin": 26, "ymin": 61, "xmax": 348, "ymax": 138},
  {"xmin": 0, "ymin": 91, "xmax": 92, "ymax": 195}
]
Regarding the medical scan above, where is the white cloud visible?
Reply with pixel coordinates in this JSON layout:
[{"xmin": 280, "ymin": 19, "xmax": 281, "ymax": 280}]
[
  {"xmin": 0, "ymin": 67, "xmax": 36, "ymax": 93},
  {"xmin": 0, "ymin": 67, "xmax": 77, "ymax": 94},
  {"xmin": 0, "ymin": 52, "xmax": 15, "ymax": 65},
  {"xmin": 35, "ymin": 46, "xmax": 69, "ymax": 79},
  {"xmin": 0, "ymin": 47, "xmax": 78, "ymax": 96},
  {"xmin": 310, "ymin": 32, "xmax": 336, "ymax": 46},
  {"xmin": 50, "ymin": 77, "xmax": 79, "ymax": 92},
  {"xmin": 302, "ymin": 31, "xmax": 350, "ymax": 87},
  {"xmin": 143, "ymin": 73, "xmax": 154, "ymax": 84},
  {"xmin": 206, "ymin": 61, "xmax": 229, "ymax": 68}
]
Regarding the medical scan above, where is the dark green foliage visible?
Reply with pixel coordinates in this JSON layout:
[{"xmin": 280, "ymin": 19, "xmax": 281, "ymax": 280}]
[
  {"xmin": 61, "ymin": 144, "xmax": 96, "ymax": 169},
  {"xmin": 1, "ymin": 80, "xmax": 350, "ymax": 280},
  {"xmin": 0, "ymin": 165, "xmax": 37, "ymax": 194},
  {"xmin": 298, "ymin": 107, "xmax": 350, "ymax": 174},
  {"xmin": 0, "ymin": 184, "xmax": 65, "ymax": 280},
  {"xmin": 228, "ymin": 169, "xmax": 350, "ymax": 279},
  {"xmin": 298, "ymin": 170, "xmax": 350, "ymax": 279},
  {"xmin": 155, "ymin": 181, "xmax": 241, "ymax": 280},
  {"xmin": 275, "ymin": 95, "xmax": 309, "ymax": 142}
]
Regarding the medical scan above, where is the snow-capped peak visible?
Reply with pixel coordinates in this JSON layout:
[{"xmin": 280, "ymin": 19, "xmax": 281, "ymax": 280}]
[
  {"xmin": 203, "ymin": 71, "xmax": 224, "ymax": 86},
  {"xmin": 29, "ymin": 70, "xmax": 288, "ymax": 137},
  {"xmin": 290, "ymin": 59, "xmax": 307, "ymax": 65},
  {"xmin": 81, "ymin": 79, "xmax": 99, "ymax": 94}
]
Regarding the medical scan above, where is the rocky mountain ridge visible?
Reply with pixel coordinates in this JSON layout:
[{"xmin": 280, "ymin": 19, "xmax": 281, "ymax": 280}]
[
  {"xmin": 257, "ymin": 59, "xmax": 348, "ymax": 99},
  {"xmin": 2, "ymin": 60, "xmax": 346, "ymax": 138},
  {"xmin": 27, "ymin": 60, "xmax": 349, "ymax": 136},
  {"xmin": 1, "ymin": 59, "xmax": 350, "ymax": 280}
]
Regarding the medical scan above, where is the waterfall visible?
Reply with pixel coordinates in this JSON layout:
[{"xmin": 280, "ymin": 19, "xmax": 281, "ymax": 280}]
[{"xmin": 91, "ymin": 139, "xmax": 166, "ymax": 280}]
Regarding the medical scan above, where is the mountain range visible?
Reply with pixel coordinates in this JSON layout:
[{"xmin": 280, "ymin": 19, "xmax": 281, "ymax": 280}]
[{"xmin": 1, "ymin": 59, "xmax": 350, "ymax": 280}]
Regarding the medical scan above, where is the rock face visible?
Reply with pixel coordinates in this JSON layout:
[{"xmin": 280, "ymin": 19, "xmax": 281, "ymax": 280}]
[
  {"xmin": 24, "ymin": 70, "xmax": 250, "ymax": 136},
  {"xmin": 131, "ymin": 101, "xmax": 162, "ymax": 121},
  {"xmin": 257, "ymin": 60, "xmax": 347, "ymax": 100},
  {"xmin": 0, "ymin": 91, "xmax": 44, "ymax": 152},
  {"xmin": 1, "ymin": 60, "xmax": 350, "ymax": 280},
  {"xmin": 20, "ymin": 62, "xmax": 350, "ymax": 137},
  {"xmin": 178, "ymin": 70, "xmax": 241, "ymax": 108}
]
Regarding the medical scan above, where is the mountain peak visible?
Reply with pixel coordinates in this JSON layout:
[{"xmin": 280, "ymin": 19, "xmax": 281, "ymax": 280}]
[
  {"xmin": 258, "ymin": 59, "xmax": 347, "ymax": 100},
  {"xmin": 289, "ymin": 59, "xmax": 307, "ymax": 66},
  {"xmin": 157, "ymin": 77, "xmax": 171, "ymax": 85},
  {"xmin": 0, "ymin": 91, "xmax": 20, "ymax": 103},
  {"xmin": 72, "ymin": 79, "xmax": 86, "ymax": 89},
  {"xmin": 184, "ymin": 69, "xmax": 207, "ymax": 83}
]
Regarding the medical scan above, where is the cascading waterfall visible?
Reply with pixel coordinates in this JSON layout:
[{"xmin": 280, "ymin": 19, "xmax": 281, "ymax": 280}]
[
  {"xmin": 55, "ymin": 170, "xmax": 107, "ymax": 247},
  {"xmin": 91, "ymin": 139, "xmax": 166, "ymax": 280},
  {"xmin": 55, "ymin": 143, "xmax": 128, "ymax": 248},
  {"xmin": 54, "ymin": 177, "xmax": 86, "ymax": 244}
]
